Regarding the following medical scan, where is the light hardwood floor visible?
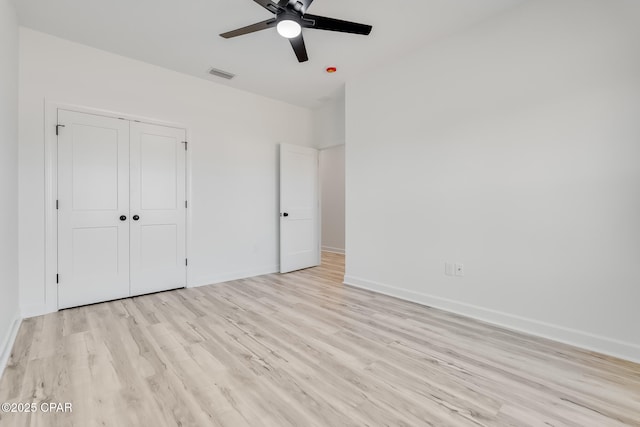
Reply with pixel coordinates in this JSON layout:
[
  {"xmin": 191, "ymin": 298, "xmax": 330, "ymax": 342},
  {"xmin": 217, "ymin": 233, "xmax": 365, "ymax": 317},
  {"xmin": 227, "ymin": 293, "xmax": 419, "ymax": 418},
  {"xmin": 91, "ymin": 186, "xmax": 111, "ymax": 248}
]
[{"xmin": 1, "ymin": 252, "xmax": 639, "ymax": 426}]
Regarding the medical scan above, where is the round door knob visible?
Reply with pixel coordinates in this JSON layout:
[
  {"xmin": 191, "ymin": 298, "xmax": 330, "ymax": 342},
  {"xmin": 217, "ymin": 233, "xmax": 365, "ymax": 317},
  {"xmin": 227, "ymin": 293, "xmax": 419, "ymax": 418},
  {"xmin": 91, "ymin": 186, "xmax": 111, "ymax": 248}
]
[
  {"xmin": 283, "ymin": 212, "xmax": 289, "ymax": 217},
  {"xmin": 133, "ymin": 215, "xmax": 140, "ymax": 221},
  {"xmin": 119, "ymin": 215, "xmax": 127, "ymax": 221}
]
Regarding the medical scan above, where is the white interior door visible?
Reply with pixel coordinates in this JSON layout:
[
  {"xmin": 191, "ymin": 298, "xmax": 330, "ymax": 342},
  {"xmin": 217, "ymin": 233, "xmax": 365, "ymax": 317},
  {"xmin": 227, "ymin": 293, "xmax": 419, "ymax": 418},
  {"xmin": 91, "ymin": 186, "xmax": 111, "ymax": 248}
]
[
  {"xmin": 280, "ymin": 143, "xmax": 320, "ymax": 273},
  {"xmin": 57, "ymin": 110, "xmax": 131, "ymax": 309},
  {"xmin": 129, "ymin": 122, "xmax": 187, "ymax": 295}
]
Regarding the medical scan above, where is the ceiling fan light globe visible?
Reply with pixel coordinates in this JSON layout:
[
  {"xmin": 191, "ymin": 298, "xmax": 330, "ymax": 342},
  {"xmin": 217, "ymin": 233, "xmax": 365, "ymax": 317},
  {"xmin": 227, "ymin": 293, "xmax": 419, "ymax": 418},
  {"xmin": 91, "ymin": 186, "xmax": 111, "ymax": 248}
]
[{"xmin": 277, "ymin": 20, "xmax": 302, "ymax": 38}]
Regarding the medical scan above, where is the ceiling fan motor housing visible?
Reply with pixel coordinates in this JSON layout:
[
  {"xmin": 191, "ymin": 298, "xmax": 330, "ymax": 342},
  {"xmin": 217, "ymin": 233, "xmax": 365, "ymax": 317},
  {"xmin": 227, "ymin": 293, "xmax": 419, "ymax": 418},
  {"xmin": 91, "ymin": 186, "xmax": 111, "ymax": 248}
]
[{"xmin": 277, "ymin": 10, "xmax": 302, "ymax": 24}]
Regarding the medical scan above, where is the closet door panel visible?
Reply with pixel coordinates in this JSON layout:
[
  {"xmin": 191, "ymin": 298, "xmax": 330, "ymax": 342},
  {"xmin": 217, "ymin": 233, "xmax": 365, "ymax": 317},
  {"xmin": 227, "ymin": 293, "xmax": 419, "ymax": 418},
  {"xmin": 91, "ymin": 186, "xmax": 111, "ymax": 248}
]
[
  {"xmin": 57, "ymin": 110, "xmax": 131, "ymax": 309},
  {"xmin": 130, "ymin": 122, "xmax": 187, "ymax": 295}
]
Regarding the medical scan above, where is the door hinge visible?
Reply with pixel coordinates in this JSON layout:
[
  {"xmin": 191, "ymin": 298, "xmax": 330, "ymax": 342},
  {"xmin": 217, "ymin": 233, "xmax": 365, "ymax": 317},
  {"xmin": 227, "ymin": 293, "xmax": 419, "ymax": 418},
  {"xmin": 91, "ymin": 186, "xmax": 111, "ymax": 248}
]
[
  {"xmin": 56, "ymin": 124, "xmax": 65, "ymax": 136},
  {"xmin": 185, "ymin": 258, "xmax": 188, "ymax": 266},
  {"xmin": 56, "ymin": 274, "xmax": 59, "ymax": 284},
  {"xmin": 56, "ymin": 200, "xmax": 59, "ymax": 210},
  {"xmin": 182, "ymin": 141, "xmax": 188, "ymax": 151}
]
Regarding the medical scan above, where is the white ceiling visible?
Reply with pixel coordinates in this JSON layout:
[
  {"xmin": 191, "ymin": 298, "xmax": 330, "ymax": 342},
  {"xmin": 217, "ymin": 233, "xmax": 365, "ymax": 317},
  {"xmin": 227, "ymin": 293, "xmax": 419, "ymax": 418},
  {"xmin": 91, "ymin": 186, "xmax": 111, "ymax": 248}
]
[{"xmin": 15, "ymin": 0, "xmax": 524, "ymax": 108}]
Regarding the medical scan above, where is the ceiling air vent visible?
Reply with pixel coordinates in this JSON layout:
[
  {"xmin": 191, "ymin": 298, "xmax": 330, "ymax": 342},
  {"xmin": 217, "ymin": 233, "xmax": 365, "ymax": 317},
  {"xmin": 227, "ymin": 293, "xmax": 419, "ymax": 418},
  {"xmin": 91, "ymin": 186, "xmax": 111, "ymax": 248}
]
[{"xmin": 208, "ymin": 68, "xmax": 236, "ymax": 80}]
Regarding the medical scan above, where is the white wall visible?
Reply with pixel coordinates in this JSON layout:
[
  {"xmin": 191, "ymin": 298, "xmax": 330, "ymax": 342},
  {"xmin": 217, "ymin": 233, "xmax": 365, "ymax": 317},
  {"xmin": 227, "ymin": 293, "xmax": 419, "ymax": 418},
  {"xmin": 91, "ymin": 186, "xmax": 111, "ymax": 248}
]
[
  {"xmin": 0, "ymin": 0, "xmax": 21, "ymax": 370},
  {"xmin": 320, "ymin": 145, "xmax": 345, "ymax": 254},
  {"xmin": 345, "ymin": 0, "xmax": 640, "ymax": 362},
  {"xmin": 313, "ymin": 88, "xmax": 345, "ymax": 149},
  {"xmin": 19, "ymin": 29, "xmax": 314, "ymax": 316}
]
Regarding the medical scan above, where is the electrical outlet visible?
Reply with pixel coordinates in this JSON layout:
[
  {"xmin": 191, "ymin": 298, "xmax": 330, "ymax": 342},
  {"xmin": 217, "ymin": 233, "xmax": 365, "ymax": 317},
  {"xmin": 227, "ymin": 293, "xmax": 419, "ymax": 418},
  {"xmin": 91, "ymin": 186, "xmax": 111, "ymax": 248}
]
[
  {"xmin": 445, "ymin": 263, "xmax": 454, "ymax": 276},
  {"xmin": 455, "ymin": 263, "xmax": 465, "ymax": 277}
]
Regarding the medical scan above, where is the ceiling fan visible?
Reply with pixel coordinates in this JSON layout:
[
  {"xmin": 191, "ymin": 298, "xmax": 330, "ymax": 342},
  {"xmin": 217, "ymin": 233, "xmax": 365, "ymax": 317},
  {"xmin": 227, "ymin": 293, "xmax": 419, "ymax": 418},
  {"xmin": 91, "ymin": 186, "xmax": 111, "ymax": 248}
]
[{"xmin": 220, "ymin": 0, "xmax": 373, "ymax": 63}]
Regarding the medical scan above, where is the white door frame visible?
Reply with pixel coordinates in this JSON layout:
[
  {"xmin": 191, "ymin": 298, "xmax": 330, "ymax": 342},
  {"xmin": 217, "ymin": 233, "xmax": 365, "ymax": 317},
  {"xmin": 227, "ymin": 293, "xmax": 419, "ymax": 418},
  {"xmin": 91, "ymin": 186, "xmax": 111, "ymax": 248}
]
[{"xmin": 42, "ymin": 101, "xmax": 192, "ymax": 315}]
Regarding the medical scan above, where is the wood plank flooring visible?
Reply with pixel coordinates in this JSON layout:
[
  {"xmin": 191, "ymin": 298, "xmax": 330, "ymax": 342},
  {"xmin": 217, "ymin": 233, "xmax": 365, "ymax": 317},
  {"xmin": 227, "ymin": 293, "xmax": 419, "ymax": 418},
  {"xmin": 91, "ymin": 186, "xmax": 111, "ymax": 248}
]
[{"xmin": 1, "ymin": 252, "xmax": 639, "ymax": 426}]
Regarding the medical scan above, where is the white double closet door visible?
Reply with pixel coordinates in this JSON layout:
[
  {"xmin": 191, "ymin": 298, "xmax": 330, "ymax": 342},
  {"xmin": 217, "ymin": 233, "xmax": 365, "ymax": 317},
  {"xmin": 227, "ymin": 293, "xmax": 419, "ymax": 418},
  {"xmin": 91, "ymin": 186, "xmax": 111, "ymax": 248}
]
[{"xmin": 57, "ymin": 109, "xmax": 187, "ymax": 309}]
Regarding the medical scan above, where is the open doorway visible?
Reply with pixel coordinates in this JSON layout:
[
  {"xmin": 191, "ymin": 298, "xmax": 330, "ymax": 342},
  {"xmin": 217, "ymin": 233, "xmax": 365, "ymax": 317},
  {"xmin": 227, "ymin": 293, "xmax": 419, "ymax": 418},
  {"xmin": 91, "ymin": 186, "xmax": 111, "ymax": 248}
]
[{"xmin": 319, "ymin": 145, "xmax": 345, "ymax": 262}]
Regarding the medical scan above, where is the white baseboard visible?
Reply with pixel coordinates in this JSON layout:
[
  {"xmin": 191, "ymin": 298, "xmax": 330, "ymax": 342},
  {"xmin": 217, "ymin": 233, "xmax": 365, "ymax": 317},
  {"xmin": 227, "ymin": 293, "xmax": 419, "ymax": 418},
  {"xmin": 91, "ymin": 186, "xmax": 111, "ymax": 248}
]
[
  {"xmin": 343, "ymin": 275, "xmax": 640, "ymax": 364},
  {"xmin": 189, "ymin": 265, "xmax": 280, "ymax": 288},
  {"xmin": 0, "ymin": 316, "xmax": 22, "ymax": 377},
  {"xmin": 322, "ymin": 246, "xmax": 345, "ymax": 255}
]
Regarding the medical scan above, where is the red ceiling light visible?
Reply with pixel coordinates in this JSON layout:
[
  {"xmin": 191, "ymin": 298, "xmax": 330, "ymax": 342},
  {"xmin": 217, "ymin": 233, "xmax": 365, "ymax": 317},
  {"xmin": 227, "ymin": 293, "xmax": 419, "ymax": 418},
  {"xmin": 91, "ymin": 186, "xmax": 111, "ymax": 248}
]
[{"xmin": 326, "ymin": 67, "xmax": 337, "ymax": 74}]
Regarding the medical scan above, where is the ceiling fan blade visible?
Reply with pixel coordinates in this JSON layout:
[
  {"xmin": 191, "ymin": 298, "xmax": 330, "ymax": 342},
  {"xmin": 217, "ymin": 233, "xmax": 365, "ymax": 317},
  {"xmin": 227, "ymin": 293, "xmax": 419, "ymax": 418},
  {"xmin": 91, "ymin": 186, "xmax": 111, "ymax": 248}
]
[
  {"xmin": 253, "ymin": 0, "xmax": 280, "ymax": 14},
  {"xmin": 289, "ymin": 34, "xmax": 309, "ymax": 63},
  {"xmin": 279, "ymin": 0, "xmax": 314, "ymax": 13},
  {"xmin": 297, "ymin": 0, "xmax": 315, "ymax": 13},
  {"xmin": 303, "ymin": 14, "xmax": 372, "ymax": 35},
  {"xmin": 220, "ymin": 18, "xmax": 277, "ymax": 39}
]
